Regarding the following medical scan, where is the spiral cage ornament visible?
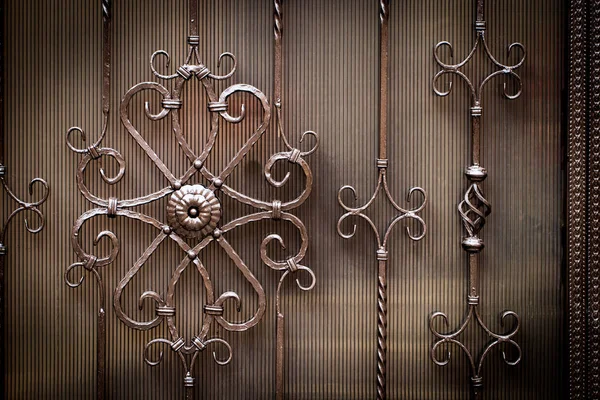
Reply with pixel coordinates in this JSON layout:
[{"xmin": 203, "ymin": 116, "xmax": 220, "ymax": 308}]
[
  {"xmin": 65, "ymin": 0, "xmax": 317, "ymax": 396},
  {"xmin": 428, "ymin": 0, "xmax": 525, "ymax": 398}
]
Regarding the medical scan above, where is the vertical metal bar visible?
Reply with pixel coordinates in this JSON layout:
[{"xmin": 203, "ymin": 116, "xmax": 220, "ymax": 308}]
[
  {"xmin": 476, "ymin": 0, "xmax": 484, "ymax": 24},
  {"xmin": 468, "ymin": 254, "xmax": 479, "ymax": 300},
  {"xmin": 469, "ymin": 107, "xmax": 482, "ymax": 305},
  {"xmin": 378, "ymin": 0, "xmax": 389, "ymax": 161},
  {"xmin": 274, "ymin": 0, "xmax": 283, "ymax": 107},
  {"xmin": 471, "ymin": 110, "xmax": 481, "ymax": 167},
  {"xmin": 0, "ymin": 0, "xmax": 5, "ymax": 394},
  {"xmin": 97, "ymin": 269, "xmax": 106, "ymax": 400},
  {"xmin": 276, "ymin": 312, "xmax": 284, "ymax": 400},
  {"xmin": 273, "ymin": 2, "xmax": 285, "ymax": 398},
  {"xmin": 188, "ymin": 0, "xmax": 198, "ymax": 37},
  {"xmin": 97, "ymin": 2, "xmax": 111, "ymax": 399},
  {"xmin": 430, "ymin": 0, "xmax": 524, "ymax": 397},
  {"xmin": 377, "ymin": 3, "xmax": 389, "ymax": 397},
  {"xmin": 101, "ymin": 0, "xmax": 111, "ymax": 131}
]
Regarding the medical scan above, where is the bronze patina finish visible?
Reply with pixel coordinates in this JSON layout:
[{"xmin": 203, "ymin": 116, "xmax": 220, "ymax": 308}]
[
  {"xmin": 336, "ymin": 1, "xmax": 427, "ymax": 399},
  {"xmin": 65, "ymin": 0, "xmax": 317, "ymax": 398},
  {"xmin": 428, "ymin": 0, "xmax": 525, "ymax": 398}
]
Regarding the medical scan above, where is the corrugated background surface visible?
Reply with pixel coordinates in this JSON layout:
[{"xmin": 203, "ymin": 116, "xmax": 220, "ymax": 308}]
[{"xmin": 1, "ymin": 0, "xmax": 565, "ymax": 398}]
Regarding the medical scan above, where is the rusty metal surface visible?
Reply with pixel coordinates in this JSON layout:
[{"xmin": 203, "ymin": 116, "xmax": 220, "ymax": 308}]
[{"xmin": 1, "ymin": 0, "xmax": 566, "ymax": 398}]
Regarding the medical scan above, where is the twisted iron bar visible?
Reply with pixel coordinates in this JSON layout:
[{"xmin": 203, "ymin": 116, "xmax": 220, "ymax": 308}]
[
  {"xmin": 337, "ymin": 1, "xmax": 426, "ymax": 399},
  {"xmin": 66, "ymin": 0, "xmax": 317, "ymax": 398},
  {"xmin": 429, "ymin": 1, "xmax": 525, "ymax": 398}
]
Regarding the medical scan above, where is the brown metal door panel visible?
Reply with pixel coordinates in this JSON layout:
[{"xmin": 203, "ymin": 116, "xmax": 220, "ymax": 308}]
[{"xmin": 1, "ymin": 0, "xmax": 565, "ymax": 399}]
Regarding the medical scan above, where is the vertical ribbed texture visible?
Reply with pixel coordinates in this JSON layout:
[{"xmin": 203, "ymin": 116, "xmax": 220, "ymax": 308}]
[{"xmin": 1, "ymin": 0, "xmax": 565, "ymax": 398}]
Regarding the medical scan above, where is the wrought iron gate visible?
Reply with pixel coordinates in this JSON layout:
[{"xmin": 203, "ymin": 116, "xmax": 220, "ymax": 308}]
[{"xmin": 0, "ymin": 0, "xmax": 581, "ymax": 399}]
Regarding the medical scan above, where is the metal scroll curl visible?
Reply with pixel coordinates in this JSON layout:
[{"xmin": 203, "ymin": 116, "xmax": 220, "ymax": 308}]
[
  {"xmin": 66, "ymin": 33, "xmax": 317, "ymax": 393},
  {"xmin": 0, "ymin": 173, "xmax": 49, "ymax": 254},
  {"xmin": 336, "ymin": 1, "xmax": 427, "ymax": 399},
  {"xmin": 428, "ymin": 1, "xmax": 525, "ymax": 398}
]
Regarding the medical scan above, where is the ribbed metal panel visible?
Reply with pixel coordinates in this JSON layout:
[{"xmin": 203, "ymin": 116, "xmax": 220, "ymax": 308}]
[{"xmin": 1, "ymin": 0, "xmax": 565, "ymax": 398}]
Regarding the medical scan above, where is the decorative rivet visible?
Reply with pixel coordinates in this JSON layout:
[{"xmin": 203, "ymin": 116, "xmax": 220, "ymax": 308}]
[
  {"xmin": 213, "ymin": 178, "xmax": 223, "ymax": 188},
  {"xmin": 193, "ymin": 159, "xmax": 203, "ymax": 169},
  {"xmin": 212, "ymin": 228, "xmax": 222, "ymax": 238},
  {"xmin": 187, "ymin": 250, "xmax": 197, "ymax": 260},
  {"xmin": 162, "ymin": 226, "xmax": 172, "ymax": 235},
  {"xmin": 188, "ymin": 207, "xmax": 199, "ymax": 218},
  {"xmin": 172, "ymin": 180, "xmax": 182, "ymax": 190}
]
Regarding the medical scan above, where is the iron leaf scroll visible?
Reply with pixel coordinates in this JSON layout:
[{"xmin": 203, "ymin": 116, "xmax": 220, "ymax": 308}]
[
  {"xmin": 428, "ymin": 0, "xmax": 525, "ymax": 399},
  {"xmin": 337, "ymin": 1, "xmax": 427, "ymax": 399},
  {"xmin": 65, "ymin": 0, "xmax": 317, "ymax": 398}
]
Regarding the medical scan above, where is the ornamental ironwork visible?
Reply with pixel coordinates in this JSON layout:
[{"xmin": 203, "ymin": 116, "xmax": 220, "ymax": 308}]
[
  {"xmin": 336, "ymin": 1, "xmax": 427, "ymax": 399},
  {"xmin": 65, "ymin": 1, "xmax": 317, "ymax": 398},
  {"xmin": 428, "ymin": 0, "xmax": 525, "ymax": 398}
]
